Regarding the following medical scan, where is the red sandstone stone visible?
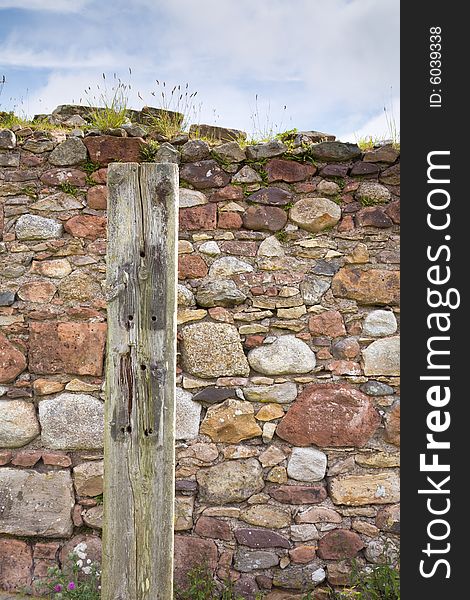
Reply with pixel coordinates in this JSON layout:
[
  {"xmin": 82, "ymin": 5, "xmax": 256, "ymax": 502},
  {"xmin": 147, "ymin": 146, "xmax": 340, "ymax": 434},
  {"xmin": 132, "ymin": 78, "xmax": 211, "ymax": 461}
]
[
  {"xmin": 341, "ymin": 195, "xmax": 356, "ymax": 206},
  {"xmin": 347, "ymin": 320, "xmax": 363, "ymax": 335},
  {"xmin": 344, "ymin": 181, "xmax": 361, "ymax": 193},
  {"xmin": 91, "ymin": 168, "xmax": 107, "ymax": 184},
  {"xmin": 11, "ymin": 451, "xmax": 42, "ymax": 467},
  {"xmin": 17, "ymin": 281, "xmax": 57, "ymax": 303},
  {"xmin": 234, "ymin": 575, "xmax": 260, "ymax": 599},
  {"xmin": 320, "ymin": 164, "xmax": 350, "ymax": 178},
  {"xmin": 379, "ymin": 163, "xmax": 400, "ymax": 185},
  {"xmin": 0, "ymin": 538, "xmax": 33, "ymax": 591},
  {"xmin": 178, "ymin": 255, "xmax": 208, "ymax": 279},
  {"xmin": 244, "ymin": 335, "xmax": 265, "ymax": 349},
  {"xmin": 195, "ymin": 516, "xmax": 233, "ymax": 540},
  {"xmin": 376, "ymin": 504, "xmax": 400, "ymax": 534},
  {"xmin": 243, "ymin": 206, "xmax": 287, "ymax": 232},
  {"xmin": 34, "ymin": 542, "xmax": 60, "ymax": 560},
  {"xmin": 29, "ymin": 322, "xmax": 107, "ymax": 376},
  {"xmin": 219, "ymin": 241, "xmax": 258, "ymax": 256},
  {"xmin": 208, "ymin": 307, "xmax": 234, "ymax": 323},
  {"xmin": 327, "ymin": 562, "xmax": 353, "ymax": 586},
  {"xmin": 180, "ymin": 160, "xmax": 231, "ymax": 189},
  {"xmin": 276, "ymin": 384, "xmax": 381, "ymax": 447},
  {"xmin": 337, "ymin": 215, "xmax": 355, "ymax": 231},
  {"xmin": 87, "ymin": 240, "xmax": 107, "ymax": 255},
  {"xmin": 355, "ymin": 207, "xmax": 393, "ymax": 228},
  {"xmin": 289, "ymin": 545, "xmax": 317, "ymax": 564},
  {"xmin": 316, "ymin": 348, "xmax": 333, "ymax": 360},
  {"xmin": 209, "ymin": 185, "xmax": 244, "ymax": 201},
  {"xmin": 42, "ymin": 451, "xmax": 72, "ymax": 467},
  {"xmin": 268, "ymin": 485, "xmax": 327, "ymax": 505},
  {"xmin": 246, "ymin": 187, "xmax": 294, "ymax": 206},
  {"xmin": 65, "ymin": 215, "xmax": 107, "ymax": 240},
  {"xmin": 331, "ymin": 337, "xmax": 360, "ymax": 359},
  {"xmin": 218, "ymin": 211, "xmax": 243, "ymax": 229},
  {"xmin": 72, "ymin": 504, "xmax": 84, "ymax": 527},
  {"xmin": 255, "ymin": 575, "xmax": 273, "ymax": 590},
  {"xmin": 234, "ymin": 528, "xmax": 290, "ymax": 549},
  {"xmin": 292, "ymin": 182, "xmax": 317, "ymax": 193},
  {"xmin": 266, "ymin": 159, "xmax": 316, "ymax": 183},
  {"xmin": 317, "ymin": 530, "xmax": 364, "ymax": 560},
  {"xmin": 33, "ymin": 559, "xmax": 55, "ymax": 580},
  {"xmin": 385, "ymin": 401, "xmax": 400, "ymax": 446},
  {"xmin": 66, "ymin": 307, "xmax": 104, "ymax": 320},
  {"xmin": 0, "ymin": 450, "xmax": 12, "ymax": 465},
  {"xmin": 174, "ymin": 536, "xmax": 218, "ymax": 589},
  {"xmin": 86, "ymin": 185, "xmax": 108, "ymax": 209},
  {"xmin": 217, "ymin": 549, "xmax": 234, "ymax": 580},
  {"xmin": 40, "ymin": 168, "xmax": 86, "ymax": 187},
  {"xmin": 179, "ymin": 204, "xmax": 217, "ymax": 231},
  {"xmin": 327, "ymin": 360, "xmax": 361, "ymax": 376},
  {"xmin": 21, "ymin": 152, "xmax": 45, "ymax": 167},
  {"xmin": 385, "ymin": 200, "xmax": 400, "ymax": 224},
  {"xmin": 308, "ymin": 310, "xmax": 345, "ymax": 338},
  {"xmin": 83, "ymin": 135, "xmax": 145, "ymax": 165},
  {"xmin": 349, "ymin": 162, "xmax": 380, "ymax": 176},
  {"xmin": 0, "ymin": 333, "xmax": 27, "ymax": 383}
]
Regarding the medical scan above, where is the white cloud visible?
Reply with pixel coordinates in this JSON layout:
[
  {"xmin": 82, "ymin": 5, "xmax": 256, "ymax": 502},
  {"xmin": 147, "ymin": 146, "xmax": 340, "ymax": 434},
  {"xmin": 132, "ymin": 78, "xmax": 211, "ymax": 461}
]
[
  {"xmin": 0, "ymin": 0, "xmax": 91, "ymax": 11},
  {"xmin": 1, "ymin": 0, "xmax": 399, "ymax": 137},
  {"xmin": 338, "ymin": 96, "xmax": 400, "ymax": 143},
  {"xmin": 0, "ymin": 45, "xmax": 120, "ymax": 69}
]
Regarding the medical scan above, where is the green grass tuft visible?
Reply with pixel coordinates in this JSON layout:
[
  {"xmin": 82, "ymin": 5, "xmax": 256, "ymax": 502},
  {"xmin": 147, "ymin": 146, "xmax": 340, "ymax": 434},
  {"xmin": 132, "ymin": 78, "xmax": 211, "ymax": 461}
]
[
  {"xmin": 140, "ymin": 139, "xmax": 160, "ymax": 162},
  {"xmin": 84, "ymin": 72, "xmax": 130, "ymax": 130},
  {"xmin": 60, "ymin": 182, "xmax": 80, "ymax": 196}
]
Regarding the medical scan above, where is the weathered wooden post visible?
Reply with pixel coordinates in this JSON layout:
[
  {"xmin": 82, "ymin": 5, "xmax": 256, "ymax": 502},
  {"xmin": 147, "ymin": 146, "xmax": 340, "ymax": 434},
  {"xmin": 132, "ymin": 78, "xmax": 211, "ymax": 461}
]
[{"xmin": 102, "ymin": 162, "xmax": 178, "ymax": 600}]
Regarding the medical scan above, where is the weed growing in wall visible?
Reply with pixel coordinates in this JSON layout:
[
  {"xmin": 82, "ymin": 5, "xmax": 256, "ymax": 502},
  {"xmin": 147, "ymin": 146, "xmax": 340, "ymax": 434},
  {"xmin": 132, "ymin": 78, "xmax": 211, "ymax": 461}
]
[
  {"xmin": 60, "ymin": 182, "xmax": 80, "ymax": 196},
  {"xmin": 140, "ymin": 139, "xmax": 160, "ymax": 162},
  {"xmin": 84, "ymin": 72, "xmax": 130, "ymax": 130},
  {"xmin": 174, "ymin": 563, "xmax": 243, "ymax": 600},
  {"xmin": 248, "ymin": 94, "xmax": 293, "ymax": 143},
  {"xmin": 146, "ymin": 80, "xmax": 200, "ymax": 138},
  {"xmin": 37, "ymin": 547, "xmax": 100, "ymax": 600}
]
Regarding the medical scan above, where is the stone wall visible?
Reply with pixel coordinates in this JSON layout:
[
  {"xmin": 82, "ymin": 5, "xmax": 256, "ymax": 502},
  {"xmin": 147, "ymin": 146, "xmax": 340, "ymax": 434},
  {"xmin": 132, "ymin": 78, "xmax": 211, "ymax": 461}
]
[{"xmin": 0, "ymin": 112, "xmax": 400, "ymax": 598}]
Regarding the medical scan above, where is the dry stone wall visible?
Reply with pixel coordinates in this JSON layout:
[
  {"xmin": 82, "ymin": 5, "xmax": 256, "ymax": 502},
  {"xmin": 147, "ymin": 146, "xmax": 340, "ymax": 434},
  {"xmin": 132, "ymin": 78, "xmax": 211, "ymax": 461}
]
[{"xmin": 0, "ymin": 110, "xmax": 400, "ymax": 598}]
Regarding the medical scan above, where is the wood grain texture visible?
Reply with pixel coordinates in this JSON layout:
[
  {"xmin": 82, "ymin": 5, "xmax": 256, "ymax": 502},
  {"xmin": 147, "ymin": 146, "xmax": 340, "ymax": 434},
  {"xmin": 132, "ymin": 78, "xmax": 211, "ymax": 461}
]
[{"xmin": 102, "ymin": 162, "xmax": 178, "ymax": 600}]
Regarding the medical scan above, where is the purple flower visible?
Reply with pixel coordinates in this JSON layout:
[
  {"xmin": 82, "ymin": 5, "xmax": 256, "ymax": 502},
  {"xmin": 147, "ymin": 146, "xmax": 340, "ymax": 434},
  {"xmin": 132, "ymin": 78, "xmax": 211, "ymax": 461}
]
[
  {"xmin": 53, "ymin": 584, "xmax": 63, "ymax": 592},
  {"xmin": 67, "ymin": 582, "xmax": 76, "ymax": 591}
]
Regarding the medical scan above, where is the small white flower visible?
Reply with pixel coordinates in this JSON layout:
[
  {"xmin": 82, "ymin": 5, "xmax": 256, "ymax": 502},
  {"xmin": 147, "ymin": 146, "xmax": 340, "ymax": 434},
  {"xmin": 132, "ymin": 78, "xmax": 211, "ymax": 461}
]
[
  {"xmin": 82, "ymin": 566, "xmax": 92, "ymax": 575},
  {"xmin": 86, "ymin": 559, "xmax": 91, "ymax": 564},
  {"xmin": 76, "ymin": 559, "xmax": 83, "ymax": 568},
  {"xmin": 74, "ymin": 542, "xmax": 88, "ymax": 553}
]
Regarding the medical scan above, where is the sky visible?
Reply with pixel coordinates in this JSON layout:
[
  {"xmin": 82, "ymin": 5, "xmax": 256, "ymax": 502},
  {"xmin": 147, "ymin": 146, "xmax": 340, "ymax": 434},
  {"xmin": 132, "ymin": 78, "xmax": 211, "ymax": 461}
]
[{"xmin": 0, "ymin": 0, "xmax": 399, "ymax": 142}]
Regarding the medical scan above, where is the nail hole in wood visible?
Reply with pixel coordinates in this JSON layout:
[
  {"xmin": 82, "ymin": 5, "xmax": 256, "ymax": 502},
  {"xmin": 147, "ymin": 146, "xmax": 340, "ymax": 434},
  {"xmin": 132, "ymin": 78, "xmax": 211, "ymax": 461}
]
[
  {"xmin": 128, "ymin": 315, "xmax": 133, "ymax": 321},
  {"xmin": 151, "ymin": 316, "xmax": 156, "ymax": 321},
  {"xmin": 141, "ymin": 364, "xmax": 147, "ymax": 371},
  {"xmin": 126, "ymin": 425, "xmax": 132, "ymax": 433},
  {"xmin": 140, "ymin": 250, "xmax": 145, "ymax": 258}
]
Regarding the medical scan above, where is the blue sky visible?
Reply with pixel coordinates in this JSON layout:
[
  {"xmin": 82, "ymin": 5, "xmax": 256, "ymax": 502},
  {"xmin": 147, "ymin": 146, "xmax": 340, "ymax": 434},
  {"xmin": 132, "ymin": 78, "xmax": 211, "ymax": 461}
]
[{"xmin": 0, "ymin": 0, "xmax": 399, "ymax": 141}]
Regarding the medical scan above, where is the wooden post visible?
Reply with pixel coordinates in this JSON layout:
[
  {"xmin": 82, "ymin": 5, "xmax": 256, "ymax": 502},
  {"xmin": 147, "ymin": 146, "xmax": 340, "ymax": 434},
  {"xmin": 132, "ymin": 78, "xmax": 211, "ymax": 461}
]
[{"xmin": 102, "ymin": 162, "xmax": 178, "ymax": 600}]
